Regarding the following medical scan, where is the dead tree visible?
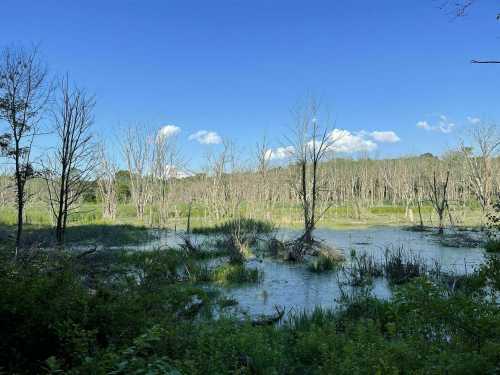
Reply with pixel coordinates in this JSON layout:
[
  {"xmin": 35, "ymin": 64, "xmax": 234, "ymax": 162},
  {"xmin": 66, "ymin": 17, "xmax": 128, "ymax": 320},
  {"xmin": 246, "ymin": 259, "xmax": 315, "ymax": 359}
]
[
  {"xmin": 96, "ymin": 142, "xmax": 117, "ymax": 220},
  {"xmin": 287, "ymin": 100, "xmax": 337, "ymax": 248},
  {"xmin": 121, "ymin": 125, "xmax": 153, "ymax": 221},
  {"xmin": 153, "ymin": 128, "xmax": 183, "ymax": 227},
  {"xmin": 43, "ymin": 77, "xmax": 95, "ymax": 243},
  {"xmin": 461, "ymin": 123, "xmax": 500, "ymax": 219},
  {"xmin": 0, "ymin": 45, "xmax": 51, "ymax": 249},
  {"xmin": 428, "ymin": 171, "xmax": 450, "ymax": 234}
]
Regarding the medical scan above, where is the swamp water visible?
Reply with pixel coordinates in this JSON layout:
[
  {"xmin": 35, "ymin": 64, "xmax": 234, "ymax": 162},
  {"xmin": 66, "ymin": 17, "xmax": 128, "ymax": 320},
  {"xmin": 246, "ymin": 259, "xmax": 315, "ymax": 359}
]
[{"xmin": 110, "ymin": 226, "xmax": 487, "ymax": 317}]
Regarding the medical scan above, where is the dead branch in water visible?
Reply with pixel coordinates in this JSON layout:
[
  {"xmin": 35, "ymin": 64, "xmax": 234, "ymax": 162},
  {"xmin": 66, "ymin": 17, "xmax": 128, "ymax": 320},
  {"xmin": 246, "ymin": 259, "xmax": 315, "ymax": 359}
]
[{"xmin": 251, "ymin": 305, "xmax": 285, "ymax": 326}]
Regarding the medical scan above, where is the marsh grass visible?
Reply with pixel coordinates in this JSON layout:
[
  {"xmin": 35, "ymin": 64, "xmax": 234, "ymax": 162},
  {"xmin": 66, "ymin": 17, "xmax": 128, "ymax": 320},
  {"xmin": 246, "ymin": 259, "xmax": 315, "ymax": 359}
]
[
  {"xmin": 383, "ymin": 247, "xmax": 427, "ymax": 285},
  {"xmin": 308, "ymin": 252, "xmax": 341, "ymax": 273},
  {"xmin": 342, "ymin": 250, "xmax": 383, "ymax": 286},
  {"xmin": 212, "ymin": 263, "xmax": 262, "ymax": 285},
  {"xmin": 192, "ymin": 218, "xmax": 274, "ymax": 235}
]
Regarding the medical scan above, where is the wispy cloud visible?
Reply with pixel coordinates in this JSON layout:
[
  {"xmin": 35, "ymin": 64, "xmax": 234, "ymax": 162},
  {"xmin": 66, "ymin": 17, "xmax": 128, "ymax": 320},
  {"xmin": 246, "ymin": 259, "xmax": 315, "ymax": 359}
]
[
  {"xmin": 416, "ymin": 120, "xmax": 431, "ymax": 130},
  {"xmin": 467, "ymin": 116, "xmax": 481, "ymax": 125},
  {"xmin": 416, "ymin": 115, "xmax": 455, "ymax": 133},
  {"xmin": 188, "ymin": 130, "xmax": 222, "ymax": 144}
]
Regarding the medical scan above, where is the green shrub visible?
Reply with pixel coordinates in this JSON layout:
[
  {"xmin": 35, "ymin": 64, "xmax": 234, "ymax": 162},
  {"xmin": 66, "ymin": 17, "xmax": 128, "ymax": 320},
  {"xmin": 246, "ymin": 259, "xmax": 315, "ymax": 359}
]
[{"xmin": 485, "ymin": 239, "xmax": 500, "ymax": 253}]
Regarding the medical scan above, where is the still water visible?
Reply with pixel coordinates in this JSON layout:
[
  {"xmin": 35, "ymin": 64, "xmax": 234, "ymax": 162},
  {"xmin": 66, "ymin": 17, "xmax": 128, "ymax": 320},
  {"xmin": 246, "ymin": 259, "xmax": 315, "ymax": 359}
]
[
  {"xmin": 225, "ymin": 227, "xmax": 485, "ymax": 316},
  {"xmin": 114, "ymin": 226, "xmax": 486, "ymax": 316}
]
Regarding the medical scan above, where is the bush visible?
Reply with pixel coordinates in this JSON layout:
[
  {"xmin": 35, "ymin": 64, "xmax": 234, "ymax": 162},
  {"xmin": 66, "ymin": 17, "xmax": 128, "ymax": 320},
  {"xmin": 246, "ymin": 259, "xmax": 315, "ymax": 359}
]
[{"xmin": 485, "ymin": 239, "xmax": 500, "ymax": 253}]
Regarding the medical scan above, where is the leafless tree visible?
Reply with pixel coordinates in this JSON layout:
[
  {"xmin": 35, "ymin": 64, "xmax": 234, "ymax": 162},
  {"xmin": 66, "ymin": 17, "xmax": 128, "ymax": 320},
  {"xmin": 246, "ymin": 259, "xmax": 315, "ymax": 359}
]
[
  {"xmin": 0, "ymin": 45, "xmax": 51, "ymax": 249},
  {"xmin": 287, "ymin": 100, "xmax": 338, "ymax": 246},
  {"xmin": 96, "ymin": 141, "xmax": 117, "ymax": 220},
  {"xmin": 43, "ymin": 77, "xmax": 95, "ymax": 243},
  {"xmin": 427, "ymin": 170, "xmax": 450, "ymax": 234},
  {"xmin": 438, "ymin": 0, "xmax": 500, "ymax": 63},
  {"xmin": 121, "ymin": 125, "xmax": 153, "ymax": 221},
  {"xmin": 153, "ymin": 129, "xmax": 183, "ymax": 227},
  {"xmin": 461, "ymin": 123, "xmax": 500, "ymax": 218}
]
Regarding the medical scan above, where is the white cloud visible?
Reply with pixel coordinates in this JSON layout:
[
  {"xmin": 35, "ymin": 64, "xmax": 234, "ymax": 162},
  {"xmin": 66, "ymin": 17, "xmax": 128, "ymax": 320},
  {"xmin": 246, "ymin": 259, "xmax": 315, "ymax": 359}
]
[
  {"xmin": 467, "ymin": 116, "xmax": 481, "ymax": 125},
  {"xmin": 188, "ymin": 130, "xmax": 222, "ymax": 144},
  {"xmin": 370, "ymin": 131, "xmax": 400, "ymax": 143},
  {"xmin": 328, "ymin": 129, "xmax": 377, "ymax": 153},
  {"xmin": 265, "ymin": 146, "xmax": 295, "ymax": 160},
  {"xmin": 416, "ymin": 116, "xmax": 455, "ymax": 134},
  {"xmin": 417, "ymin": 121, "xmax": 431, "ymax": 130},
  {"xmin": 157, "ymin": 125, "xmax": 180, "ymax": 141},
  {"xmin": 265, "ymin": 128, "xmax": 399, "ymax": 160}
]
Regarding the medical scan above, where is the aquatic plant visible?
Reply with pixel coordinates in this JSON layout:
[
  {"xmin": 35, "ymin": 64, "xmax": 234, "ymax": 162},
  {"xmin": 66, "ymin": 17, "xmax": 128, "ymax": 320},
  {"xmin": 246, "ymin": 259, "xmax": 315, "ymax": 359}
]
[
  {"xmin": 308, "ymin": 252, "xmax": 340, "ymax": 273},
  {"xmin": 383, "ymin": 247, "xmax": 427, "ymax": 285},
  {"xmin": 342, "ymin": 250, "xmax": 383, "ymax": 286},
  {"xmin": 192, "ymin": 218, "xmax": 274, "ymax": 236},
  {"xmin": 212, "ymin": 263, "xmax": 262, "ymax": 285}
]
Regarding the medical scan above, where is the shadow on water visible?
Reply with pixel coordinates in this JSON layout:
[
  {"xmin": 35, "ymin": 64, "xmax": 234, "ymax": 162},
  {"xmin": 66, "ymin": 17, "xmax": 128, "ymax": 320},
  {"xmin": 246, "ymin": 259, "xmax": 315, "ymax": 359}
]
[{"xmin": 0, "ymin": 223, "xmax": 153, "ymax": 248}]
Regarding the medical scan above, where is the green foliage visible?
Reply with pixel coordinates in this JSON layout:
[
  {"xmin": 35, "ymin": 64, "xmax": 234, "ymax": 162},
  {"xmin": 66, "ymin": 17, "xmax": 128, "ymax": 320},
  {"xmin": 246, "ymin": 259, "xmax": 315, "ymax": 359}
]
[
  {"xmin": 1, "ymin": 245, "xmax": 499, "ymax": 374},
  {"xmin": 485, "ymin": 239, "xmax": 500, "ymax": 253},
  {"xmin": 212, "ymin": 263, "xmax": 262, "ymax": 285},
  {"xmin": 308, "ymin": 252, "xmax": 340, "ymax": 273}
]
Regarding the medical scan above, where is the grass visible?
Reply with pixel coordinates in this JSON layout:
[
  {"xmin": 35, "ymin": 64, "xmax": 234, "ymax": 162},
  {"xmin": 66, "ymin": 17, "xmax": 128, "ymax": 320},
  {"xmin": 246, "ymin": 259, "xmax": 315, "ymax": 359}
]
[
  {"xmin": 192, "ymin": 218, "xmax": 274, "ymax": 235},
  {"xmin": 485, "ymin": 239, "xmax": 500, "ymax": 253},
  {"xmin": 0, "ymin": 222, "xmax": 152, "ymax": 249},
  {"xmin": 308, "ymin": 252, "xmax": 341, "ymax": 273},
  {"xmin": 185, "ymin": 260, "xmax": 262, "ymax": 285},
  {"xmin": 0, "ymin": 201, "xmax": 487, "ymax": 233},
  {"xmin": 342, "ymin": 250, "xmax": 384, "ymax": 286},
  {"xmin": 383, "ymin": 247, "xmax": 427, "ymax": 284},
  {"xmin": 212, "ymin": 263, "xmax": 262, "ymax": 284}
]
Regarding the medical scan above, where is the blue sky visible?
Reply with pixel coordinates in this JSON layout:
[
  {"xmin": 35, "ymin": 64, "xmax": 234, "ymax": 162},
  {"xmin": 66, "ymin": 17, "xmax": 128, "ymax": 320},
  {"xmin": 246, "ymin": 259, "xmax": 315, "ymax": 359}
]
[{"xmin": 2, "ymin": 0, "xmax": 499, "ymax": 169}]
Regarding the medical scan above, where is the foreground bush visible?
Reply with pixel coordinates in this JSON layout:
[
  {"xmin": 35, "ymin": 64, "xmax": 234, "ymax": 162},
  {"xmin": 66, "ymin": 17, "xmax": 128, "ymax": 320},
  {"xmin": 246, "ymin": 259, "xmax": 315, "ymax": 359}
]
[{"xmin": 0, "ymin": 249, "xmax": 499, "ymax": 374}]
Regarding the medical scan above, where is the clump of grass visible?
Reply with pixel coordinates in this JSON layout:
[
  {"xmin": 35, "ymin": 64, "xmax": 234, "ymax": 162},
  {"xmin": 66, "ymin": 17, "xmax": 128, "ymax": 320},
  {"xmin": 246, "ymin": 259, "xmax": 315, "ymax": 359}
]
[
  {"xmin": 484, "ymin": 239, "xmax": 500, "ymax": 253},
  {"xmin": 192, "ymin": 218, "xmax": 274, "ymax": 235},
  {"xmin": 342, "ymin": 250, "xmax": 383, "ymax": 286},
  {"xmin": 185, "ymin": 263, "xmax": 214, "ymax": 283},
  {"xmin": 308, "ymin": 252, "xmax": 341, "ymax": 273},
  {"xmin": 383, "ymin": 247, "xmax": 427, "ymax": 284},
  {"xmin": 212, "ymin": 263, "xmax": 262, "ymax": 285}
]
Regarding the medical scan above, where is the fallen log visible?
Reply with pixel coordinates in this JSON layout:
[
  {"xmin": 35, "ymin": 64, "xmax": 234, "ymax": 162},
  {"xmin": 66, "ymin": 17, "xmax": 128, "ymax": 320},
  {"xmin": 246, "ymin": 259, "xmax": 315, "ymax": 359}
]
[{"xmin": 251, "ymin": 305, "xmax": 285, "ymax": 326}]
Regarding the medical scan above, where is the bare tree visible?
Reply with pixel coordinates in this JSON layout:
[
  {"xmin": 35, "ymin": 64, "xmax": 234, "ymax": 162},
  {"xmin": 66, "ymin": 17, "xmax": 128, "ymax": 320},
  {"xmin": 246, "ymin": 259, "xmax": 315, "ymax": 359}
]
[
  {"xmin": 287, "ymin": 100, "xmax": 337, "ymax": 247},
  {"xmin": 121, "ymin": 125, "xmax": 153, "ymax": 221},
  {"xmin": 438, "ymin": 0, "xmax": 500, "ymax": 63},
  {"xmin": 96, "ymin": 141, "xmax": 117, "ymax": 220},
  {"xmin": 460, "ymin": 123, "xmax": 500, "ymax": 218},
  {"xmin": 0, "ymin": 45, "xmax": 51, "ymax": 249},
  {"xmin": 153, "ymin": 129, "xmax": 183, "ymax": 227},
  {"xmin": 43, "ymin": 77, "xmax": 95, "ymax": 243},
  {"xmin": 427, "ymin": 170, "xmax": 450, "ymax": 234}
]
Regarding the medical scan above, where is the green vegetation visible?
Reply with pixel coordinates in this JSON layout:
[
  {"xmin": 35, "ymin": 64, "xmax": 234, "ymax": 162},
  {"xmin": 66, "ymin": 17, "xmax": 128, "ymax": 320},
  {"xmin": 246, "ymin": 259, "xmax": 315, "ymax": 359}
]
[
  {"xmin": 0, "ymin": 245, "xmax": 499, "ymax": 374},
  {"xmin": 485, "ymin": 240, "xmax": 500, "ymax": 253},
  {"xmin": 192, "ymin": 218, "xmax": 274, "ymax": 235},
  {"xmin": 212, "ymin": 263, "xmax": 262, "ymax": 284},
  {"xmin": 308, "ymin": 252, "xmax": 341, "ymax": 273}
]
